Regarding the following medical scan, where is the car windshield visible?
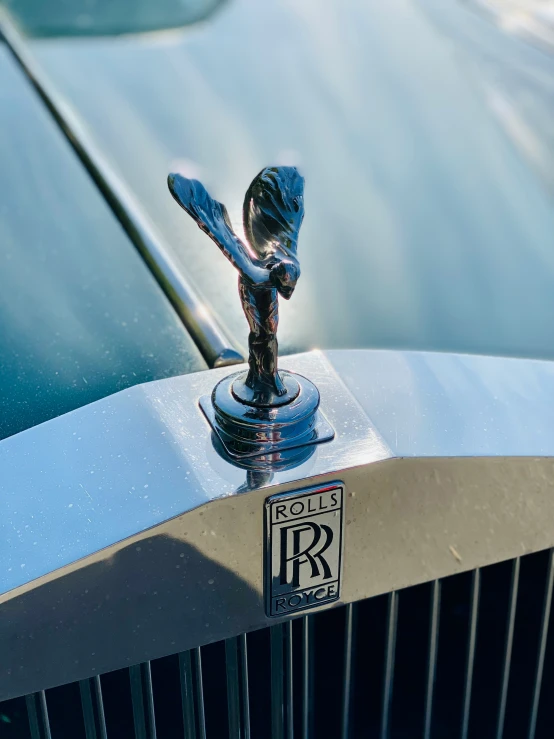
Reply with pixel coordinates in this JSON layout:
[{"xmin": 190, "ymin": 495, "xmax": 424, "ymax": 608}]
[{"xmin": 1, "ymin": 0, "xmax": 225, "ymax": 36}]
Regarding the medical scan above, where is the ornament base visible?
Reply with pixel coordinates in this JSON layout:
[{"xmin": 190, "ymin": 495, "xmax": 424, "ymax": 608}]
[{"xmin": 200, "ymin": 370, "xmax": 334, "ymax": 460}]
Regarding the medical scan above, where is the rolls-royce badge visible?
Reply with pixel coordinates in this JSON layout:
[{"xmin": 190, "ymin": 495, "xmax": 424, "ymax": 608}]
[
  {"xmin": 168, "ymin": 166, "xmax": 334, "ymax": 459},
  {"xmin": 265, "ymin": 483, "xmax": 344, "ymax": 616}
]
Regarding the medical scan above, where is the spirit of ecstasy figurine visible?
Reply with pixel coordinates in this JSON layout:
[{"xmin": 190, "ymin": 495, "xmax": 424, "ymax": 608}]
[{"xmin": 168, "ymin": 166, "xmax": 333, "ymax": 459}]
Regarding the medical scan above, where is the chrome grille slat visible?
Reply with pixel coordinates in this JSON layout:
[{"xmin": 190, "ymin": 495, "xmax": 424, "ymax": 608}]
[
  {"xmin": 225, "ymin": 635, "xmax": 251, "ymax": 739},
  {"xmin": 94, "ymin": 676, "xmax": 108, "ymax": 739},
  {"xmin": 129, "ymin": 662, "xmax": 157, "ymax": 739},
  {"xmin": 529, "ymin": 551, "xmax": 554, "ymax": 739},
  {"xmin": 496, "ymin": 557, "xmax": 521, "ymax": 739},
  {"xmin": 239, "ymin": 634, "xmax": 251, "ymax": 739},
  {"xmin": 225, "ymin": 638, "xmax": 241, "ymax": 739},
  {"xmin": 341, "ymin": 603, "xmax": 356, "ymax": 739},
  {"xmin": 285, "ymin": 622, "xmax": 294, "ymax": 739},
  {"xmin": 270, "ymin": 625, "xmax": 285, "ymax": 739},
  {"xmin": 193, "ymin": 649, "xmax": 207, "ymax": 739},
  {"xmin": 424, "ymin": 580, "xmax": 441, "ymax": 739},
  {"xmin": 380, "ymin": 590, "xmax": 398, "ymax": 739},
  {"xmin": 179, "ymin": 651, "xmax": 198, "ymax": 739},
  {"xmin": 26, "ymin": 694, "xmax": 41, "ymax": 739},
  {"xmin": 461, "ymin": 568, "xmax": 480, "ymax": 739},
  {"xmin": 79, "ymin": 677, "xmax": 108, "ymax": 739},
  {"xmin": 301, "ymin": 617, "xmax": 313, "ymax": 739},
  {"xmin": 26, "ymin": 691, "xmax": 51, "ymax": 739},
  {"xmin": 79, "ymin": 680, "xmax": 96, "ymax": 739}
]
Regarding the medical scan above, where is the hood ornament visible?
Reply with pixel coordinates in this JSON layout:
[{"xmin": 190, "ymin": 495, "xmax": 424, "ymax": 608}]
[{"xmin": 168, "ymin": 166, "xmax": 333, "ymax": 460}]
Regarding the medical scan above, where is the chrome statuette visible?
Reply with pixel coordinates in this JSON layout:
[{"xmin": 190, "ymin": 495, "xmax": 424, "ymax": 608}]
[{"xmin": 168, "ymin": 166, "xmax": 333, "ymax": 459}]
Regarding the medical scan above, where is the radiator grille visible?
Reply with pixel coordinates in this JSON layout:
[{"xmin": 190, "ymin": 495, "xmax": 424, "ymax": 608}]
[{"xmin": 3, "ymin": 548, "xmax": 554, "ymax": 738}]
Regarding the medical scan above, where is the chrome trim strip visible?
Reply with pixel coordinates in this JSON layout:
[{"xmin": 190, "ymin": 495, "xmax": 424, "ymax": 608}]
[{"xmin": 0, "ymin": 11, "xmax": 243, "ymax": 369}]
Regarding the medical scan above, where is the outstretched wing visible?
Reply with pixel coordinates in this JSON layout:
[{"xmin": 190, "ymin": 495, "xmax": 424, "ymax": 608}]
[
  {"xmin": 242, "ymin": 166, "xmax": 305, "ymax": 261},
  {"xmin": 168, "ymin": 173, "xmax": 269, "ymax": 286}
]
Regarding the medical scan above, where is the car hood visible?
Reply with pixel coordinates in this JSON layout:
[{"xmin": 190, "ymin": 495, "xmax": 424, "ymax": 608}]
[{"xmin": 28, "ymin": 0, "xmax": 554, "ymax": 360}]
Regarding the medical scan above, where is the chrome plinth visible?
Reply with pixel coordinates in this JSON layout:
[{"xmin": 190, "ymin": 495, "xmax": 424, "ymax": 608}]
[{"xmin": 200, "ymin": 369, "xmax": 334, "ymax": 459}]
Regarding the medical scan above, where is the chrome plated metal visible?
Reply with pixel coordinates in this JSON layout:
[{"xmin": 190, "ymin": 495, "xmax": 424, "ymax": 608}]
[
  {"xmin": 268, "ymin": 621, "xmax": 295, "ymax": 738},
  {"xmin": 285, "ymin": 621, "xmax": 294, "ymax": 739},
  {"xmin": 169, "ymin": 167, "xmax": 326, "ymax": 458},
  {"xmin": 179, "ymin": 651, "xmax": 197, "ymax": 739},
  {"xmin": 0, "ymin": 10, "xmax": 242, "ymax": 370},
  {"xmin": 239, "ymin": 634, "xmax": 251, "ymax": 739},
  {"xmin": 26, "ymin": 692, "xmax": 51, "ymax": 739},
  {"xmin": 461, "ymin": 569, "xmax": 480, "ymax": 739},
  {"xmin": 26, "ymin": 695, "xmax": 40, "ymax": 739},
  {"xmin": 341, "ymin": 603, "xmax": 356, "ymax": 739},
  {"xmin": 129, "ymin": 662, "xmax": 157, "ymax": 739},
  {"xmin": 193, "ymin": 649, "xmax": 207, "ymax": 739},
  {"xmin": 168, "ymin": 168, "xmax": 303, "ymax": 403},
  {"xmin": 226, "ymin": 638, "xmax": 241, "ymax": 739},
  {"xmin": 79, "ymin": 680, "xmax": 95, "ymax": 739},
  {"xmin": 381, "ymin": 591, "xmax": 398, "ymax": 739},
  {"xmin": 178, "ymin": 649, "xmax": 206, "ymax": 739},
  {"xmin": 79, "ymin": 677, "xmax": 108, "ymax": 739},
  {"xmin": 528, "ymin": 551, "xmax": 554, "ymax": 739},
  {"xmin": 200, "ymin": 371, "xmax": 333, "ymax": 460},
  {"xmin": 265, "ymin": 484, "xmax": 344, "ymax": 617},
  {"xmin": 270, "ymin": 625, "xmax": 285, "ymax": 739},
  {"xmin": 7, "ymin": 349, "xmax": 554, "ymax": 698},
  {"xmin": 496, "ymin": 558, "xmax": 520, "ymax": 739},
  {"xmin": 301, "ymin": 617, "xmax": 313, "ymax": 739},
  {"xmin": 424, "ymin": 581, "xmax": 441, "ymax": 739},
  {"xmin": 226, "ymin": 635, "xmax": 251, "ymax": 739}
]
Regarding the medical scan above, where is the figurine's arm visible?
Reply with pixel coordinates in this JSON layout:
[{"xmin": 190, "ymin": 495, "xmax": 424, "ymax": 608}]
[{"xmin": 168, "ymin": 174, "xmax": 271, "ymax": 287}]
